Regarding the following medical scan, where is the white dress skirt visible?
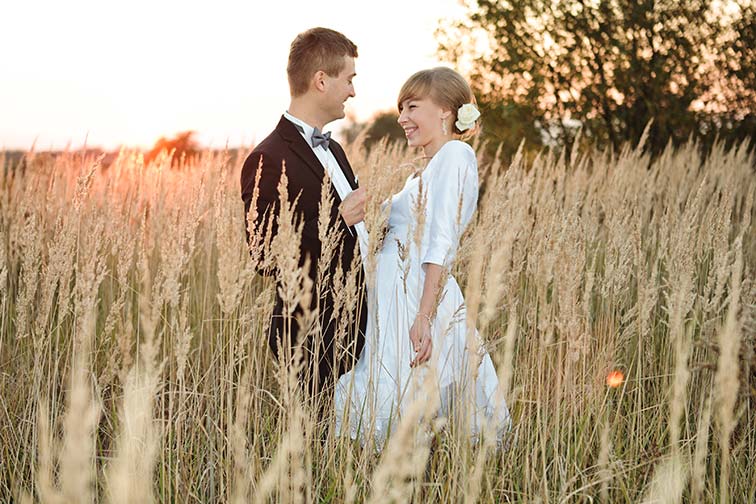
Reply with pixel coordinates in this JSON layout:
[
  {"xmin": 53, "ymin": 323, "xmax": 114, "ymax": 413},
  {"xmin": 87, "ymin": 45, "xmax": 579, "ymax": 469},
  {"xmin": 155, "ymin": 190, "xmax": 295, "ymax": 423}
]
[{"xmin": 334, "ymin": 140, "xmax": 511, "ymax": 448}]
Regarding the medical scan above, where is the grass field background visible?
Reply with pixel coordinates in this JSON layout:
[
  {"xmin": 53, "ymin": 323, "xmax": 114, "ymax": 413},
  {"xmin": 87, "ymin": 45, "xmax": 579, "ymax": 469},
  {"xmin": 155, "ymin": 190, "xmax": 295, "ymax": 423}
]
[{"xmin": 0, "ymin": 134, "xmax": 754, "ymax": 502}]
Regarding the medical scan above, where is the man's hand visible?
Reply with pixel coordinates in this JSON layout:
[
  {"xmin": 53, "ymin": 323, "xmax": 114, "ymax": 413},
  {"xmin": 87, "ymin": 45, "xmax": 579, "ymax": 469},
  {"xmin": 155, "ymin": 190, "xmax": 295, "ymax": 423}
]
[{"xmin": 339, "ymin": 187, "xmax": 366, "ymax": 227}]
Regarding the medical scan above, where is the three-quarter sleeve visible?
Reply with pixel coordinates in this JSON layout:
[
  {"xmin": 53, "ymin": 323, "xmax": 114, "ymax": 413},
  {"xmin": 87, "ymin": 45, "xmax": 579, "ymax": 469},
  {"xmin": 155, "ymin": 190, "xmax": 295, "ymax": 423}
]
[{"xmin": 421, "ymin": 142, "xmax": 479, "ymax": 268}]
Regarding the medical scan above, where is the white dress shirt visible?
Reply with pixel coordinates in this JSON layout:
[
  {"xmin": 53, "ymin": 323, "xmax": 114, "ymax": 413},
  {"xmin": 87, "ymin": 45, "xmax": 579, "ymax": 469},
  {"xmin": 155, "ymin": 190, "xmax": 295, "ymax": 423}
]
[{"xmin": 283, "ymin": 112, "xmax": 369, "ymax": 260}]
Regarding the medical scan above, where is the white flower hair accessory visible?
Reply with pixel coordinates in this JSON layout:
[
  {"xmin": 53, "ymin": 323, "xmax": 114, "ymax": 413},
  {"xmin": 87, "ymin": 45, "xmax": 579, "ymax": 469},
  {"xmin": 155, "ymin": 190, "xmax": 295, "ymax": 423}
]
[{"xmin": 455, "ymin": 103, "xmax": 480, "ymax": 132}]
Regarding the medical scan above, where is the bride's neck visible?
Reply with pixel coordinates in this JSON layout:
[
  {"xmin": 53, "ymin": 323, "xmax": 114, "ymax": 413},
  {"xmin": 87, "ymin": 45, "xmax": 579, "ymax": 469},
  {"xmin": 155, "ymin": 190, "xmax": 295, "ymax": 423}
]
[{"xmin": 421, "ymin": 135, "xmax": 452, "ymax": 159}]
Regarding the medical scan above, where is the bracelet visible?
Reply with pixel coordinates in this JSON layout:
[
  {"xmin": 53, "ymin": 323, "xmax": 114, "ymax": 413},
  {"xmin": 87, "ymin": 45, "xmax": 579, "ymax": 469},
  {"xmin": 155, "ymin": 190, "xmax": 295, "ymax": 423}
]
[{"xmin": 417, "ymin": 313, "xmax": 433, "ymax": 326}]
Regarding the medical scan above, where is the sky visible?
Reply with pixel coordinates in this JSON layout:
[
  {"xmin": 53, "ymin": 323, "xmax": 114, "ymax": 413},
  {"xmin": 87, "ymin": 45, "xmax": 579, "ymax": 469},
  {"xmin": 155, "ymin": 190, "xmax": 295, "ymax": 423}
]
[{"xmin": 0, "ymin": 0, "xmax": 466, "ymax": 150}]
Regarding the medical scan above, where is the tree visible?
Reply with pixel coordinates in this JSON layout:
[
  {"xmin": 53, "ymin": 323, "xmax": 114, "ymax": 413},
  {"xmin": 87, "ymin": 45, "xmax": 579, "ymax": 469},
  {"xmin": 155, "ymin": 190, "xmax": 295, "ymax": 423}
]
[
  {"xmin": 341, "ymin": 110, "xmax": 406, "ymax": 151},
  {"xmin": 437, "ymin": 0, "xmax": 756, "ymax": 155},
  {"xmin": 145, "ymin": 130, "xmax": 200, "ymax": 166}
]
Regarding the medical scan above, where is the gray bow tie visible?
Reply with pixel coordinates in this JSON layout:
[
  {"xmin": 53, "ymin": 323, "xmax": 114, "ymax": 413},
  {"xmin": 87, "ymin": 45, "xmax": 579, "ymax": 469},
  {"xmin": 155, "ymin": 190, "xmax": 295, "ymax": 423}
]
[{"xmin": 311, "ymin": 127, "xmax": 331, "ymax": 150}]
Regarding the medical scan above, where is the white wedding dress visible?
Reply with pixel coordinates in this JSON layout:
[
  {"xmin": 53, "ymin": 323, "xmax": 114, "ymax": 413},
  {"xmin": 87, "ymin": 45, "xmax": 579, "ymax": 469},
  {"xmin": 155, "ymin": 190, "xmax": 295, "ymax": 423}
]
[{"xmin": 334, "ymin": 141, "xmax": 511, "ymax": 448}]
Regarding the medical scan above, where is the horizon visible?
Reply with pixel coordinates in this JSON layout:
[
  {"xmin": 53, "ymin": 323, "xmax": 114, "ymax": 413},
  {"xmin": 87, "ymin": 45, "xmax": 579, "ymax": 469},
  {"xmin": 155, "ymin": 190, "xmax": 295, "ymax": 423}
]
[{"xmin": 0, "ymin": 0, "xmax": 464, "ymax": 151}]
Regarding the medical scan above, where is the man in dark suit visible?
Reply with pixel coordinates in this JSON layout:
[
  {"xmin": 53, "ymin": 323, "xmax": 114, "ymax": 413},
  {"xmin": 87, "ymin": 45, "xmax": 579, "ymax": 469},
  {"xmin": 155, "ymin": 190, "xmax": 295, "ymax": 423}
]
[{"xmin": 240, "ymin": 27, "xmax": 367, "ymax": 402}]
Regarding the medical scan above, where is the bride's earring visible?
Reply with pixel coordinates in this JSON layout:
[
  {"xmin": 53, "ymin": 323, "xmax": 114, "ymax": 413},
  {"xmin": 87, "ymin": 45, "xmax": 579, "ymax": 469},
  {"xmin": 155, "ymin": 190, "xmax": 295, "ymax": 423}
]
[{"xmin": 442, "ymin": 119, "xmax": 448, "ymax": 136}]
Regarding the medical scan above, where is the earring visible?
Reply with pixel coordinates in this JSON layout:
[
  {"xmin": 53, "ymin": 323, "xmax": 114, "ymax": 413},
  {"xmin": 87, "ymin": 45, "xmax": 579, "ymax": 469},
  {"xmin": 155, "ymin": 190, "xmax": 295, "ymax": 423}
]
[{"xmin": 442, "ymin": 120, "xmax": 448, "ymax": 136}]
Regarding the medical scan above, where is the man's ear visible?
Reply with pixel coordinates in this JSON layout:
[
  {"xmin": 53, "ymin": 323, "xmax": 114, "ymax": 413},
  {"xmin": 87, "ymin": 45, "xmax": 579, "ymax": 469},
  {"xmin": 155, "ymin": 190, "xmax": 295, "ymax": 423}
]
[{"xmin": 312, "ymin": 70, "xmax": 327, "ymax": 92}]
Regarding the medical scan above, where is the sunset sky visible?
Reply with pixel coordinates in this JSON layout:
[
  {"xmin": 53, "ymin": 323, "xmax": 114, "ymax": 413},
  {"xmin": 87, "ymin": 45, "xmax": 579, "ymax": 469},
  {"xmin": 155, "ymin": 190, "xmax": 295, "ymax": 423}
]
[{"xmin": 0, "ymin": 0, "xmax": 466, "ymax": 150}]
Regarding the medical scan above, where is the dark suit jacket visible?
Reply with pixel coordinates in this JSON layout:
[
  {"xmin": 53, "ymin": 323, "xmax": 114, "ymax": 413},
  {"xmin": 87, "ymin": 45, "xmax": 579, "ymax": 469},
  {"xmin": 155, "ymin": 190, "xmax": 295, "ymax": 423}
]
[{"xmin": 240, "ymin": 116, "xmax": 367, "ymax": 389}]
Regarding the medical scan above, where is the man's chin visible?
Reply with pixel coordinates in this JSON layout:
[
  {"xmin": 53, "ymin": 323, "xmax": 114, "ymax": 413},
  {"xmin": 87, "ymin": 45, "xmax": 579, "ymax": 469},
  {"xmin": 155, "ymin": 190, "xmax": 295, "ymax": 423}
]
[{"xmin": 325, "ymin": 110, "xmax": 345, "ymax": 124}]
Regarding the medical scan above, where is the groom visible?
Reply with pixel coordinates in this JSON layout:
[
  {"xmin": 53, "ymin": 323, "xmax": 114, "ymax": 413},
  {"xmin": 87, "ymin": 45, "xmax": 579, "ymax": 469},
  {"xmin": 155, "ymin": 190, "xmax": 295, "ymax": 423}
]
[{"xmin": 240, "ymin": 27, "xmax": 368, "ymax": 400}]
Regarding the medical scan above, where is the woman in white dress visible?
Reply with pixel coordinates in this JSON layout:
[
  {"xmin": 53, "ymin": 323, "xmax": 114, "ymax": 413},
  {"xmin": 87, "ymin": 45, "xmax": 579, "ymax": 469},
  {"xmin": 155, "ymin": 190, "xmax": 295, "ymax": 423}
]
[{"xmin": 334, "ymin": 67, "xmax": 511, "ymax": 447}]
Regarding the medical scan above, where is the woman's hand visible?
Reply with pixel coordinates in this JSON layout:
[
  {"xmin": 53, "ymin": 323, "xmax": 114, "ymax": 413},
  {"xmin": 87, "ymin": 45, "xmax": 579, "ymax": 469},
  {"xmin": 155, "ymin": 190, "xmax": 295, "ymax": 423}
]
[
  {"xmin": 412, "ymin": 263, "xmax": 443, "ymax": 368},
  {"xmin": 409, "ymin": 313, "xmax": 433, "ymax": 368}
]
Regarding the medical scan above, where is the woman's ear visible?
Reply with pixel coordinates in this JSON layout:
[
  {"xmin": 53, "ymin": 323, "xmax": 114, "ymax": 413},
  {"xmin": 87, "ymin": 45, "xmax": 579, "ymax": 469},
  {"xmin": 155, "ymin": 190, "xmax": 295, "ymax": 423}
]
[{"xmin": 440, "ymin": 110, "xmax": 451, "ymax": 120}]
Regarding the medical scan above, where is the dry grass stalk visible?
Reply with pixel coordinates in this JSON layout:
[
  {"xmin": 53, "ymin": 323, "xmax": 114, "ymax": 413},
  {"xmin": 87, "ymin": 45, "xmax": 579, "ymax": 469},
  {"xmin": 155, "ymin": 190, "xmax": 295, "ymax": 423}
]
[
  {"xmin": 691, "ymin": 393, "xmax": 712, "ymax": 503},
  {"xmin": 104, "ymin": 247, "xmax": 162, "ymax": 504},
  {"xmin": 15, "ymin": 209, "xmax": 41, "ymax": 339},
  {"xmin": 216, "ymin": 170, "xmax": 254, "ymax": 315},
  {"xmin": 104, "ymin": 364, "xmax": 160, "ymax": 504},
  {"xmin": 252, "ymin": 398, "xmax": 307, "ymax": 504},
  {"xmin": 714, "ymin": 236, "xmax": 744, "ymax": 504},
  {"xmin": 230, "ymin": 368, "xmax": 253, "ymax": 504},
  {"xmin": 33, "ymin": 399, "xmax": 64, "ymax": 504},
  {"xmin": 366, "ymin": 371, "xmax": 439, "ymax": 504},
  {"xmin": 1, "ymin": 136, "xmax": 754, "ymax": 503},
  {"xmin": 57, "ymin": 223, "xmax": 106, "ymax": 503},
  {"xmin": 596, "ymin": 418, "xmax": 613, "ymax": 502}
]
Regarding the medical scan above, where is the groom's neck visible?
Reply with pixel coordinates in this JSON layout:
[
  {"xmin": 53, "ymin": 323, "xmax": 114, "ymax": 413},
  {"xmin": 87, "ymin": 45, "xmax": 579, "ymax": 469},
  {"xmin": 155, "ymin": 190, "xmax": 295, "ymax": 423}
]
[{"xmin": 288, "ymin": 97, "xmax": 328, "ymax": 131}]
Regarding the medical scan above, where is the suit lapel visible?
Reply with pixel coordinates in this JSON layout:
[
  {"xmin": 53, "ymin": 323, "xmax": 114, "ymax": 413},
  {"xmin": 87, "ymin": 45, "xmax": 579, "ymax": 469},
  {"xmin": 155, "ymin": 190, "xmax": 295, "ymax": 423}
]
[
  {"xmin": 275, "ymin": 116, "xmax": 327, "ymax": 184},
  {"xmin": 275, "ymin": 116, "xmax": 359, "ymax": 206},
  {"xmin": 330, "ymin": 142, "xmax": 359, "ymax": 190}
]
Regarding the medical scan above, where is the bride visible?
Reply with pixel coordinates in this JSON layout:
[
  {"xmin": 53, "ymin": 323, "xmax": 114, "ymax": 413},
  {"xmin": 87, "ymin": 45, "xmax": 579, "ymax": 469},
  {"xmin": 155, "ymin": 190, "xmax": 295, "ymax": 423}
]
[{"xmin": 334, "ymin": 67, "xmax": 511, "ymax": 447}]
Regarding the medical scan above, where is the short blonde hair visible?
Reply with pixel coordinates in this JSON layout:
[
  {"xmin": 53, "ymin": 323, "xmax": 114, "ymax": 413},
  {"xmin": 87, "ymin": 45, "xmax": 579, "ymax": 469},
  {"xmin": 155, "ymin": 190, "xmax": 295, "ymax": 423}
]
[
  {"xmin": 287, "ymin": 27, "xmax": 358, "ymax": 97},
  {"xmin": 397, "ymin": 67, "xmax": 479, "ymax": 136}
]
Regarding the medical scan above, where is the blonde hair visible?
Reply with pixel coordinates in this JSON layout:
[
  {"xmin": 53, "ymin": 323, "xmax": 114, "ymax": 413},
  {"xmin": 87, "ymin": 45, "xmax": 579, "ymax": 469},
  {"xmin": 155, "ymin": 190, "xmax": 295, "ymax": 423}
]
[
  {"xmin": 287, "ymin": 27, "xmax": 358, "ymax": 97},
  {"xmin": 397, "ymin": 67, "xmax": 479, "ymax": 137}
]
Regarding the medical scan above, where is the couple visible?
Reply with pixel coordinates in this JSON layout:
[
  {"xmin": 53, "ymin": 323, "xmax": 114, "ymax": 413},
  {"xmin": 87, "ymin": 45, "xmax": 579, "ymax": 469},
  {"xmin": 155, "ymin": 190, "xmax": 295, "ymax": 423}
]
[{"xmin": 240, "ymin": 27, "xmax": 510, "ymax": 447}]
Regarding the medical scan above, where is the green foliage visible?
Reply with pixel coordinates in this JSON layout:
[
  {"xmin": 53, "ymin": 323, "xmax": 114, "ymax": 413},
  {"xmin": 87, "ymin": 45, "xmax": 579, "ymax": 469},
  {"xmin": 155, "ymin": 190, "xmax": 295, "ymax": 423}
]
[{"xmin": 438, "ymin": 0, "xmax": 756, "ymax": 156}]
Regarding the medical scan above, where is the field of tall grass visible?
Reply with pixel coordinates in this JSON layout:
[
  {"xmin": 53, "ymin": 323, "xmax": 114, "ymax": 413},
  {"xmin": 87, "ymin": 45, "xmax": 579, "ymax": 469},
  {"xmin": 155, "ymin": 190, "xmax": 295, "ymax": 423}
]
[{"xmin": 0, "ymin": 133, "xmax": 754, "ymax": 503}]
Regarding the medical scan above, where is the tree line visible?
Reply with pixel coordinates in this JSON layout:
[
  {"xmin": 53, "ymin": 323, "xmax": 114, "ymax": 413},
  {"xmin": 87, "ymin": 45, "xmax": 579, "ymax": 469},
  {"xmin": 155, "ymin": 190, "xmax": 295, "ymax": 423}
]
[{"xmin": 350, "ymin": 0, "xmax": 755, "ymax": 160}]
